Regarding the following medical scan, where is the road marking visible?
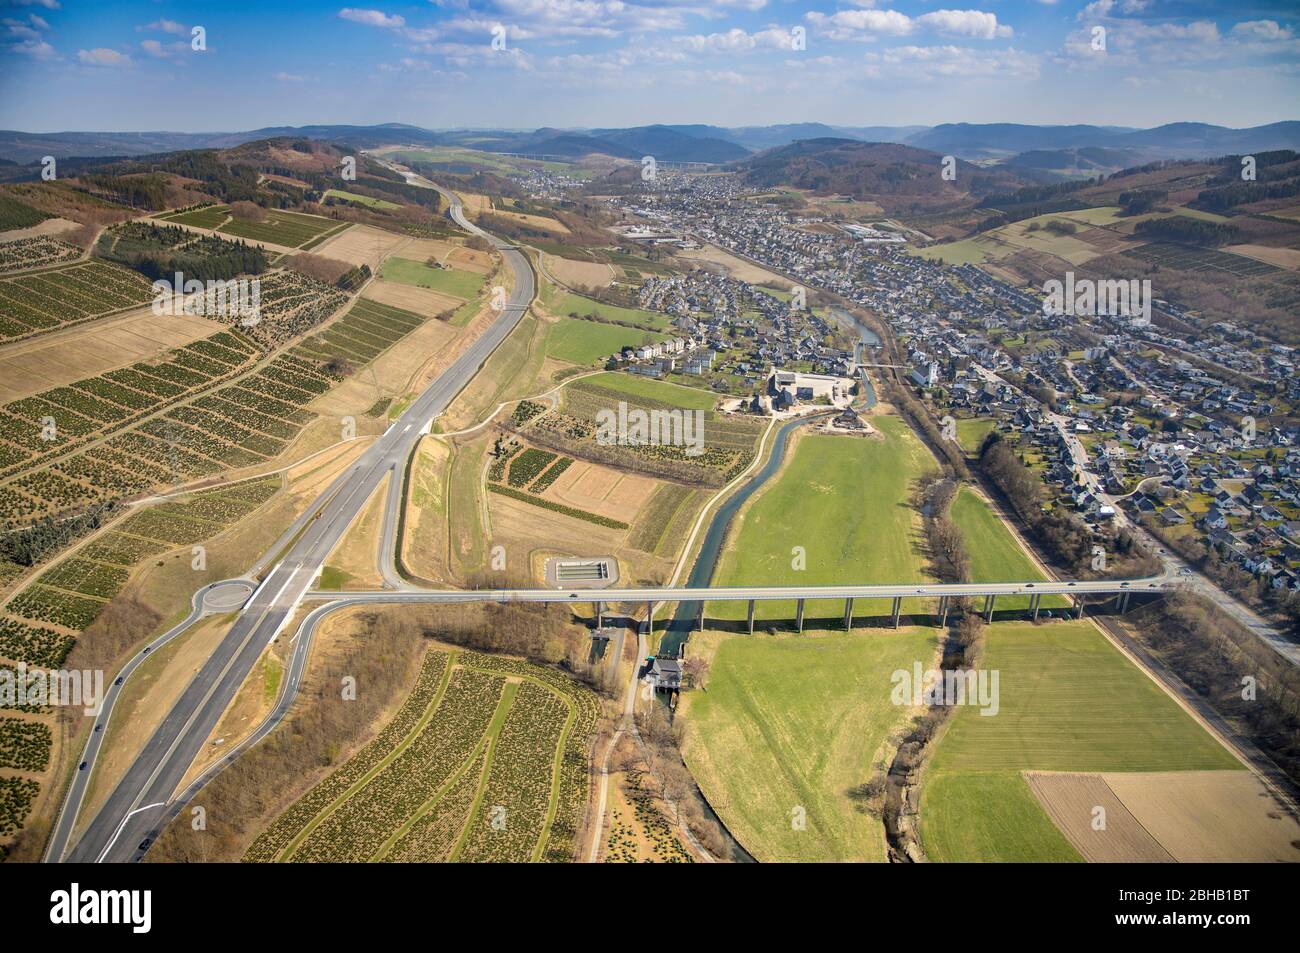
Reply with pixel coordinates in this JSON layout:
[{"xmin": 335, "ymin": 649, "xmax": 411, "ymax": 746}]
[{"xmin": 96, "ymin": 802, "xmax": 166, "ymax": 863}]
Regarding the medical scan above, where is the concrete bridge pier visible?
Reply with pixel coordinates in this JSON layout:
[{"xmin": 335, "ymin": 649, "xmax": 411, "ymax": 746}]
[
  {"xmin": 645, "ymin": 600, "xmax": 654, "ymax": 636},
  {"xmin": 1075, "ymin": 594, "xmax": 1086, "ymax": 619},
  {"xmin": 1029, "ymin": 593, "xmax": 1040, "ymax": 621},
  {"xmin": 983, "ymin": 593, "xmax": 996, "ymax": 623},
  {"xmin": 696, "ymin": 600, "xmax": 705, "ymax": 633},
  {"xmin": 796, "ymin": 598, "xmax": 805, "ymax": 633},
  {"xmin": 593, "ymin": 601, "xmax": 602, "ymax": 628},
  {"xmin": 891, "ymin": 595, "xmax": 902, "ymax": 629},
  {"xmin": 747, "ymin": 599, "xmax": 755, "ymax": 635},
  {"xmin": 938, "ymin": 595, "xmax": 949, "ymax": 627},
  {"xmin": 1117, "ymin": 591, "xmax": 1130, "ymax": 613},
  {"xmin": 843, "ymin": 597, "xmax": 854, "ymax": 631}
]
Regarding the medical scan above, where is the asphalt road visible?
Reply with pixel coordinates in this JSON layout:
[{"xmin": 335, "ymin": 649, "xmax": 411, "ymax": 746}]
[
  {"xmin": 302, "ymin": 577, "xmax": 1170, "ymax": 606},
  {"xmin": 54, "ymin": 185, "xmax": 534, "ymax": 863}
]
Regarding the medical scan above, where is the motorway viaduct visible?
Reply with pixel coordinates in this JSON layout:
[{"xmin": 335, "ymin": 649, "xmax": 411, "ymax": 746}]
[{"xmin": 302, "ymin": 577, "xmax": 1168, "ymax": 634}]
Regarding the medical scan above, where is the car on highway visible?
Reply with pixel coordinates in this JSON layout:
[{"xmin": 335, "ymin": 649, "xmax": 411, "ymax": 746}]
[
  {"xmin": 114, "ymin": 676, "xmax": 123, "ymax": 686},
  {"xmin": 78, "ymin": 762, "xmax": 87, "ymax": 771},
  {"xmin": 94, "ymin": 724, "xmax": 102, "ymax": 733},
  {"xmin": 138, "ymin": 838, "xmax": 151, "ymax": 851}
]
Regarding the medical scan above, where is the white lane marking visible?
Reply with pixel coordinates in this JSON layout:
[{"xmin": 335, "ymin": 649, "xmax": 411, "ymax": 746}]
[{"xmin": 96, "ymin": 801, "xmax": 166, "ymax": 863}]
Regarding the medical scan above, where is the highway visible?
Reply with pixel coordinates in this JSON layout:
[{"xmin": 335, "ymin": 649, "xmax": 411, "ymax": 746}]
[
  {"xmin": 301, "ymin": 577, "xmax": 1170, "ymax": 606},
  {"xmin": 53, "ymin": 182, "xmax": 535, "ymax": 863}
]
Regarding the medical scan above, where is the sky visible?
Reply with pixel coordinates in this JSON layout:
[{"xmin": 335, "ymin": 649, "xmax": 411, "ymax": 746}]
[{"xmin": 0, "ymin": 0, "xmax": 1296, "ymax": 132}]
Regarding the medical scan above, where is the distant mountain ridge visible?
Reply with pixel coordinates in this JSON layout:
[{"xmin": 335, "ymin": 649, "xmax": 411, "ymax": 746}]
[{"xmin": 1, "ymin": 120, "xmax": 1296, "ymax": 167}]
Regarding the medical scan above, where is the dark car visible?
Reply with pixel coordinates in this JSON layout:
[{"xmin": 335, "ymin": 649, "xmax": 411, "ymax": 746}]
[
  {"xmin": 94, "ymin": 724, "xmax": 102, "ymax": 733},
  {"xmin": 114, "ymin": 676, "xmax": 124, "ymax": 686},
  {"xmin": 138, "ymin": 838, "xmax": 151, "ymax": 851},
  {"xmin": 78, "ymin": 761, "xmax": 87, "ymax": 771}
]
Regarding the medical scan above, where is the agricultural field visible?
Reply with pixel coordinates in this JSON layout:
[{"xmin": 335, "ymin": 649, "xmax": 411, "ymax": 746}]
[
  {"xmin": 0, "ymin": 309, "xmax": 225, "ymax": 405},
  {"xmin": 1125, "ymin": 241, "xmax": 1280, "ymax": 277},
  {"xmin": 0, "ymin": 259, "xmax": 154, "ymax": 344},
  {"xmin": 544, "ymin": 317, "xmax": 668, "ymax": 365},
  {"xmin": 244, "ymin": 646, "xmax": 598, "ymax": 863},
  {"xmin": 0, "ymin": 328, "xmax": 267, "ymax": 496},
  {"xmin": 291, "ymin": 298, "xmax": 427, "ymax": 369},
  {"xmin": 0, "ymin": 237, "xmax": 80, "ymax": 275},
  {"xmin": 710, "ymin": 417, "xmax": 937, "ymax": 624},
  {"xmin": 309, "ymin": 223, "xmax": 407, "ymax": 271},
  {"xmin": 322, "ymin": 189, "xmax": 400, "ymax": 210},
  {"xmin": 551, "ymin": 292, "xmax": 673, "ymax": 331},
  {"xmin": 160, "ymin": 204, "xmax": 231, "ymax": 229},
  {"xmin": 0, "ymin": 476, "xmax": 280, "ymax": 666},
  {"xmin": 680, "ymin": 626, "xmax": 938, "ymax": 862},
  {"xmin": 380, "ymin": 257, "xmax": 487, "ymax": 301},
  {"xmin": 578, "ymin": 372, "xmax": 716, "ymax": 410},
  {"xmin": 0, "ymin": 475, "xmax": 282, "ymax": 851},
  {"xmin": 522, "ymin": 373, "xmax": 761, "ymax": 489},
  {"xmin": 0, "ymin": 196, "xmax": 52, "ymax": 233},
  {"xmin": 919, "ymin": 620, "xmax": 1242, "ymax": 863},
  {"xmin": 545, "ymin": 254, "xmax": 615, "ymax": 291},
  {"xmin": 949, "ymin": 487, "xmax": 1068, "ymax": 611},
  {"xmin": 218, "ymin": 209, "xmax": 344, "ymax": 248},
  {"xmin": 1025, "ymin": 769, "xmax": 1300, "ymax": 862}
]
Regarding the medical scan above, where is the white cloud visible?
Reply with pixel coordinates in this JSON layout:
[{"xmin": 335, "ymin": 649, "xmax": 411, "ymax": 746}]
[
  {"xmin": 140, "ymin": 18, "xmax": 187, "ymax": 36},
  {"xmin": 807, "ymin": 8, "xmax": 1010, "ymax": 41},
  {"xmin": 273, "ymin": 71, "xmax": 306, "ymax": 82},
  {"xmin": 4, "ymin": 0, "xmax": 60, "ymax": 9},
  {"xmin": 140, "ymin": 37, "xmax": 189, "ymax": 58},
  {"xmin": 338, "ymin": 8, "xmax": 406, "ymax": 30},
  {"xmin": 1231, "ymin": 20, "xmax": 1293, "ymax": 43},
  {"xmin": 866, "ymin": 44, "xmax": 1039, "ymax": 79},
  {"xmin": 916, "ymin": 11, "xmax": 1012, "ymax": 40},
  {"xmin": 680, "ymin": 26, "xmax": 792, "ymax": 53},
  {"xmin": 3, "ymin": 11, "xmax": 55, "ymax": 57},
  {"xmin": 77, "ymin": 47, "xmax": 132, "ymax": 67},
  {"xmin": 807, "ymin": 9, "xmax": 914, "ymax": 40}
]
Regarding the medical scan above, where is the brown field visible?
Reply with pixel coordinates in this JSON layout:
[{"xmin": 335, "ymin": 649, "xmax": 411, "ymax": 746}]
[
  {"xmin": 546, "ymin": 254, "xmax": 615, "ymax": 291},
  {"xmin": 488, "ymin": 489, "xmax": 629, "ymax": 583},
  {"xmin": 311, "ymin": 314, "xmax": 459, "ymax": 418},
  {"xmin": 447, "ymin": 246, "xmax": 493, "ymax": 273},
  {"xmin": 674, "ymin": 242, "xmax": 791, "ymax": 288},
  {"xmin": 1029, "ymin": 769, "xmax": 1300, "ymax": 862},
  {"xmin": 456, "ymin": 192, "xmax": 494, "ymax": 216},
  {"xmin": 401, "ymin": 237, "xmax": 457, "ymax": 263},
  {"xmin": 310, "ymin": 223, "xmax": 407, "ymax": 270},
  {"xmin": 321, "ymin": 472, "xmax": 389, "ymax": 589},
  {"xmin": 1025, "ymin": 771, "xmax": 1173, "ymax": 862},
  {"xmin": 401, "ymin": 437, "xmax": 453, "ymax": 584},
  {"xmin": 361, "ymin": 277, "xmax": 464, "ymax": 315},
  {"xmin": 542, "ymin": 459, "xmax": 658, "ymax": 523},
  {"xmin": 1104, "ymin": 770, "xmax": 1300, "ymax": 862},
  {"xmin": 1224, "ymin": 243, "xmax": 1300, "ymax": 270},
  {"xmin": 495, "ymin": 209, "xmax": 569, "ymax": 234},
  {"xmin": 0, "ymin": 216, "xmax": 82, "ymax": 242},
  {"xmin": 0, "ymin": 307, "xmax": 227, "ymax": 403}
]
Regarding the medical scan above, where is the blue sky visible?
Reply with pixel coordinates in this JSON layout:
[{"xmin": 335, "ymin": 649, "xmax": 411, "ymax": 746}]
[{"xmin": 0, "ymin": 0, "xmax": 1296, "ymax": 132}]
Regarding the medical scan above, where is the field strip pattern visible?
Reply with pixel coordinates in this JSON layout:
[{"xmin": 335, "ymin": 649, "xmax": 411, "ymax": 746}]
[{"xmin": 245, "ymin": 648, "xmax": 599, "ymax": 864}]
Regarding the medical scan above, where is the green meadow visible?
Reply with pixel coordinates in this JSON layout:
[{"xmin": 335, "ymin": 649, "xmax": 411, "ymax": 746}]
[
  {"xmin": 681, "ymin": 626, "xmax": 938, "ymax": 862},
  {"xmin": 920, "ymin": 620, "xmax": 1241, "ymax": 862},
  {"xmin": 710, "ymin": 416, "xmax": 937, "ymax": 623}
]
